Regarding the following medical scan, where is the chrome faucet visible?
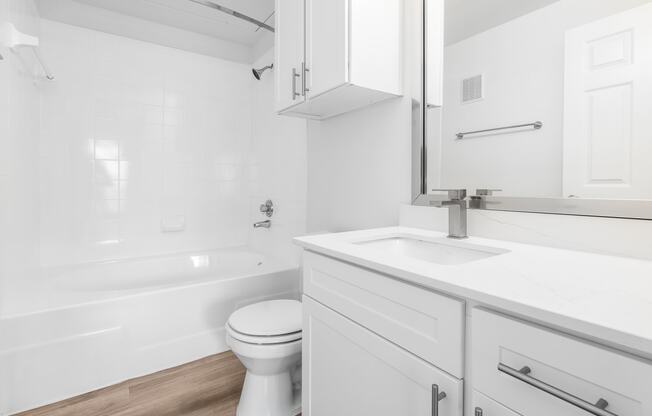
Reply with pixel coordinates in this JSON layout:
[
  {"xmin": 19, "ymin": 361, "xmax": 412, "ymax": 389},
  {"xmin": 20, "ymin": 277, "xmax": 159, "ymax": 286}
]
[
  {"xmin": 432, "ymin": 189, "xmax": 468, "ymax": 239},
  {"xmin": 253, "ymin": 220, "xmax": 271, "ymax": 229}
]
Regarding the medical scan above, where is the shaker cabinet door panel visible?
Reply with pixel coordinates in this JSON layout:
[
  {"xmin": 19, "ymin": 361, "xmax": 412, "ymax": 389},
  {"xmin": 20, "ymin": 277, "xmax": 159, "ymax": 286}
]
[
  {"xmin": 305, "ymin": 0, "xmax": 349, "ymax": 98},
  {"xmin": 275, "ymin": 0, "xmax": 305, "ymax": 112},
  {"xmin": 302, "ymin": 295, "xmax": 463, "ymax": 416}
]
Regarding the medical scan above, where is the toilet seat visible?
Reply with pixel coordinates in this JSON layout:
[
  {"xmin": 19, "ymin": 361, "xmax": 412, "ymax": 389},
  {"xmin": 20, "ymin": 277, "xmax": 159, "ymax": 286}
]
[
  {"xmin": 227, "ymin": 299, "xmax": 302, "ymax": 343},
  {"xmin": 227, "ymin": 299, "xmax": 302, "ymax": 345},
  {"xmin": 227, "ymin": 323, "xmax": 301, "ymax": 345}
]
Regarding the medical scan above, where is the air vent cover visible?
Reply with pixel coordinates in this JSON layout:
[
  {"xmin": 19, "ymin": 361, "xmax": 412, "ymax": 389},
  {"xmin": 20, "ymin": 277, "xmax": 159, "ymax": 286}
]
[{"xmin": 462, "ymin": 75, "xmax": 483, "ymax": 103}]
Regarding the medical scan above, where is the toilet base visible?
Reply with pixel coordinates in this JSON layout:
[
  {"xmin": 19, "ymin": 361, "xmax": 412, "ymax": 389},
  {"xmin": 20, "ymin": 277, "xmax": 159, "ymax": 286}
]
[{"xmin": 237, "ymin": 370, "xmax": 296, "ymax": 416}]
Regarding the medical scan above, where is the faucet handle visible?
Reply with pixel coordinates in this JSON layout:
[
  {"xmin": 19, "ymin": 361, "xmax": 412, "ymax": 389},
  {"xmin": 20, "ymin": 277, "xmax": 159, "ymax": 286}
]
[
  {"xmin": 432, "ymin": 189, "xmax": 467, "ymax": 200},
  {"xmin": 259, "ymin": 200, "xmax": 274, "ymax": 217},
  {"xmin": 475, "ymin": 189, "xmax": 502, "ymax": 196}
]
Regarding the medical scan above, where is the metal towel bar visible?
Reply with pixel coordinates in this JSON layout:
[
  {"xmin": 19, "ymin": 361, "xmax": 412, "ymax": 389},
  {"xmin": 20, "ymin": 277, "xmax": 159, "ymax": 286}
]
[{"xmin": 456, "ymin": 121, "xmax": 542, "ymax": 139}]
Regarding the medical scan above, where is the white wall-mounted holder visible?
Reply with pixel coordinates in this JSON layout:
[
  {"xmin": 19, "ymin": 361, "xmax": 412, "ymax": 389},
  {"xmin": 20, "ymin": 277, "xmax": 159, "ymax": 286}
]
[{"xmin": 1, "ymin": 22, "xmax": 54, "ymax": 80}]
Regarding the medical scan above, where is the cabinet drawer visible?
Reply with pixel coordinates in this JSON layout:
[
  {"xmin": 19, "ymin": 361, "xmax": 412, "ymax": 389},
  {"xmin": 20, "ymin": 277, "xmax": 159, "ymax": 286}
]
[
  {"xmin": 303, "ymin": 295, "xmax": 463, "ymax": 416},
  {"xmin": 472, "ymin": 390, "xmax": 520, "ymax": 416},
  {"xmin": 472, "ymin": 309, "xmax": 652, "ymax": 416},
  {"xmin": 303, "ymin": 251, "xmax": 465, "ymax": 377}
]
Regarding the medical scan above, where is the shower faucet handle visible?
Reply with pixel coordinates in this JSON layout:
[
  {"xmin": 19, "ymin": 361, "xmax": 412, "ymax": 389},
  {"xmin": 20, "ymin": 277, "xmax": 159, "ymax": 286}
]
[{"xmin": 259, "ymin": 200, "xmax": 274, "ymax": 217}]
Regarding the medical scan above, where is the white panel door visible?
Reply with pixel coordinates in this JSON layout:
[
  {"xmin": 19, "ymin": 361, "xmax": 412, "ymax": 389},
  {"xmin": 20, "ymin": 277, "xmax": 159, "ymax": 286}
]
[
  {"xmin": 305, "ymin": 0, "xmax": 348, "ymax": 98},
  {"xmin": 275, "ymin": 0, "xmax": 306, "ymax": 112},
  {"xmin": 302, "ymin": 296, "xmax": 463, "ymax": 416},
  {"xmin": 563, "ymin": 3, "xmax": 652, "ymax": 199}
]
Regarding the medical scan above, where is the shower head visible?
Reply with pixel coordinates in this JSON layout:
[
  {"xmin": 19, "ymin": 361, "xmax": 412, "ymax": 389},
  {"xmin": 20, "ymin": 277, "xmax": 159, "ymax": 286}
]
[{"xmin": 252, "ymin": 63, "xmax": 274, "ymax": 80}]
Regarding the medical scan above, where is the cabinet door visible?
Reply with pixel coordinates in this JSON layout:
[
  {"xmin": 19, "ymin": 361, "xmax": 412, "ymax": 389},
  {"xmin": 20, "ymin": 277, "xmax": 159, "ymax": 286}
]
[
  {"xmin": 303, "ymin": 295, "xmax": 463, "ymax": 416},
  {"xmin": 305, "ymin": 0, "xmax": 349, "ymax": 98},
  {"xmin": 275, "ymin": 0, "xmax": 305, "ymax": 112}
]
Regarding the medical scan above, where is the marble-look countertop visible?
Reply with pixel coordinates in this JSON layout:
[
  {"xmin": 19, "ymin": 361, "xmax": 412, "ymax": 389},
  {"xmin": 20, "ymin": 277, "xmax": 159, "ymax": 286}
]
[{"xmin": 294, "ymin": 227, "xmax": 652, "ymax": 359}]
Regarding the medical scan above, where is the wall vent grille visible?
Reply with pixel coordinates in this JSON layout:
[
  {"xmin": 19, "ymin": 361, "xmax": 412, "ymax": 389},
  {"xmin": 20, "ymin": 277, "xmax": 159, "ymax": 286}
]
[{"xmin": 462, "ymin": 75, "xmax": 483, "ymax": 103}]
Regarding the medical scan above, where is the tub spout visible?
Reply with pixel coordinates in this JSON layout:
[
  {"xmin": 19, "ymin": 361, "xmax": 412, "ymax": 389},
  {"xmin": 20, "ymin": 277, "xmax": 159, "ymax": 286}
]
[{"xmin": 253, "ymin": 220, "xmax": 271, "ymax": 229}]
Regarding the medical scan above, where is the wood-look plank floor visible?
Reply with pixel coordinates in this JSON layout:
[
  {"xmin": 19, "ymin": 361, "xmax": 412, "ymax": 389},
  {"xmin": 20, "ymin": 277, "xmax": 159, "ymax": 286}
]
[{"xmin": 15, "ymin": 351, "xmax": 246, "ymax": 416}]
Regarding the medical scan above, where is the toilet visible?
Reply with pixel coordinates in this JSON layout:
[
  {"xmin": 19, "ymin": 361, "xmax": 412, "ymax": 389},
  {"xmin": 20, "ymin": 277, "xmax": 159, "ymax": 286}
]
[{"xmin": 226, "ymin": 299, "xmax": 302, "ymax": 416}]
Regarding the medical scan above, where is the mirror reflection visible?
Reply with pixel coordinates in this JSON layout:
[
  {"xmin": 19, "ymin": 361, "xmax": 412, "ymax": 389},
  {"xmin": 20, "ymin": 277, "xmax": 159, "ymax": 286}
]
[{"xmin": 427, "ymin": 0, "xmax": 652, "ymax": 200}]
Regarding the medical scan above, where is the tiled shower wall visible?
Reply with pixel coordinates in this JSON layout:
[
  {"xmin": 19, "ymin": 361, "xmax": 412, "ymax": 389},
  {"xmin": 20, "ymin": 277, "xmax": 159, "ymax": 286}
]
[
  {"xmin": 38, "ymin": 20, "xmax": 254, "ymax": 267},
  {"xmin": 248, "ymin": 49, "xmax": 307, "ymax": 265},
  {"xmin": 0, "ymin": 0, "xmax": 41, "ymax": 296}
]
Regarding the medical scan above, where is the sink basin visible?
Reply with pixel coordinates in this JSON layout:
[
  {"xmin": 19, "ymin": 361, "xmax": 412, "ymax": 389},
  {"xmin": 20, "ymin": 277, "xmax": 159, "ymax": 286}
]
[{"xmin": 354, "ymin": 236, "xmax": 508, "ymax": 265}]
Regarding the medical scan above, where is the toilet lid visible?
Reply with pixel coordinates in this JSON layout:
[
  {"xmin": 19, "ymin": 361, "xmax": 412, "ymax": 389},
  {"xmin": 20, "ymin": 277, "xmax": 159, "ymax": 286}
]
[{"xmin": 228, "ymin": 299, "xmax": 302, "ymax": 337}]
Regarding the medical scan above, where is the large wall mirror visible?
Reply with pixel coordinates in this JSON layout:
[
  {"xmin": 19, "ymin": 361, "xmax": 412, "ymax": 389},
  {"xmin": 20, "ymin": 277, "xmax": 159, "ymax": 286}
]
[{"xmin": 417, "ymin": 0, "xmax": 652, "ymax": 219}]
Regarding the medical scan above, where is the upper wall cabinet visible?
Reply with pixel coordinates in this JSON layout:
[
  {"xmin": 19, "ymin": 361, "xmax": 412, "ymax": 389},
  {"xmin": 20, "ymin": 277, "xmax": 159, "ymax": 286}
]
[{"xmin": 275, "ymin": 0, "xmax": 403, "ymax": 120}]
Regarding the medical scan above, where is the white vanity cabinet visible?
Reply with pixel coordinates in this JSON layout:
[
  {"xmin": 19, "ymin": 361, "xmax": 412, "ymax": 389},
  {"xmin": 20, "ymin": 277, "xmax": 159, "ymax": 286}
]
[
  {"xmin": 298, "ymin": 236, "xmax": 652, "ymax": 416},
  {"xmin": 303, "ymin": 296, "xmax": 463, "ymax": 416},
  {"xmin": 301, "ymin": 252, "xmax": 465, "ymax": 416},
  {"xmin": 274, "ymin": 0, "xmax": 402, "ymax": 119}
]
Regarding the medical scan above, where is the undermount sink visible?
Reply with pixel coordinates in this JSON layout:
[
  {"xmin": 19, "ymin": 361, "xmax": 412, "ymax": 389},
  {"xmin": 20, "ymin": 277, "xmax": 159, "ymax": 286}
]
[{"xmin": 354, "ymin": 235, "xmax": 508, "ymax": 265}]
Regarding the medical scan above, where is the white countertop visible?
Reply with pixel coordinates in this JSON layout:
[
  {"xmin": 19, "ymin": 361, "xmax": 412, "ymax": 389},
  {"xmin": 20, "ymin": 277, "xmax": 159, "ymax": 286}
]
[{"xmin": 294, "ymin": 227, "xmax": 652, "ymax": 359}]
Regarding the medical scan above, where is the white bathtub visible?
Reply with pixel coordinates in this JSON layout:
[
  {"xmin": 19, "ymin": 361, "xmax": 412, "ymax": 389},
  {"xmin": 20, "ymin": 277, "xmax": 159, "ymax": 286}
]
[{"xmin": 0, "ymin": 248, "xmax": 300, "ymax": 415}]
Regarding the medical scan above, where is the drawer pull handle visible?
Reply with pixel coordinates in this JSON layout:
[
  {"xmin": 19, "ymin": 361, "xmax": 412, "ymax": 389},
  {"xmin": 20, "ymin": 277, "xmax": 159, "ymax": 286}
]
[
  {"xmin": 497, "ymin": 363, "xmax": 618, "ymax": 416},
  {"xmin": 431, "ymin": 384, "xmax": 447, "ymax": 416}
]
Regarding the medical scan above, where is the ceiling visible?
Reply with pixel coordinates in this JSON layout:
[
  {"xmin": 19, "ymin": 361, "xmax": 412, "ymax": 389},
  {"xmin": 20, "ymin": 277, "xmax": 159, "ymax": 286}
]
[
  {"xmin": 445, "ymin": 0, "xmax": 560, "ymax": 45},
  {"xmin": 36, "ymin": 0, "xmax": 560, "ymax": 58},
  {"xmin": 68, "ymin": 0, "xmax": 274, "ymax": 47}
]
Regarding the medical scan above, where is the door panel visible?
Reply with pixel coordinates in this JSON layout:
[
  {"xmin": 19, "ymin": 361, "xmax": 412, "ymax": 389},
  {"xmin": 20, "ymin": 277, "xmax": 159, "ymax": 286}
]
[
  {"xmin": 306, "ymin": 0, "xmax": 348, "ymax": 98},
  {"xmin": 275, "ymin": 0, "xmax": 305, "ymax": 111},
  {"xmin": 563, "ymin": 3, "xmax": 652, "ymax": 199},
  {"xmin": 302, "ymin": 295, "xmax": 463, "ymax": 416}
]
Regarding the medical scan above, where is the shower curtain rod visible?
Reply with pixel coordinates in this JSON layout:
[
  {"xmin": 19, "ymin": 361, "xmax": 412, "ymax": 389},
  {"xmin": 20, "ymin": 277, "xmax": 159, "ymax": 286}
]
[{"xmin": 189, "ymin": 0, "xmax": 275, "ymax": 33}]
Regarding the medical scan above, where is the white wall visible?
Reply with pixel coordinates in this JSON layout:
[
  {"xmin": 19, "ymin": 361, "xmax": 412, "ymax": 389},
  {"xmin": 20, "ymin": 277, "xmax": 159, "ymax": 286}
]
[
  {"xmin": 306, "ymin": 0, "xmax": 421, "ymax": 233},
  {"xmin": 307, "ymin": 100, "xmax": 412, "ymax": 232},
  {"xmin": 0, "ymin": 0, "xmax": 41, "ymax": 312},
  {"xmin": 430, "ymin": 0, "xmax": 652, "ymax": 197},
  {"xmin": 248, "ymin": 48, "xmax": 308, "ymax": 265},
  {"xmin": 37, "ymin": 20, "xmax": 254, "ymax": 267},
  {"xmin": 434, "ymin": 2, "xmax": 564, "ymax": 197}
]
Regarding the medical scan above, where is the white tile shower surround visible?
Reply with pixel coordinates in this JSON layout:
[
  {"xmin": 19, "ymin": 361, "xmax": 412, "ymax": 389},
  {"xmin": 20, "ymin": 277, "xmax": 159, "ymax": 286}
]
[
  {"xmin": 36, "ymin": 20, "xmax": 253, "ymax": 268},
  {"xmin": 247, "ymin": 49, "xmax": 308, "ymax": 266},
  {"xmin": 0, "ymin": 0, "xmax": 41, "ymax": 304},
  {"xmin": 0, "ymin": 13, "xmax": 308, "ymax": 415}
]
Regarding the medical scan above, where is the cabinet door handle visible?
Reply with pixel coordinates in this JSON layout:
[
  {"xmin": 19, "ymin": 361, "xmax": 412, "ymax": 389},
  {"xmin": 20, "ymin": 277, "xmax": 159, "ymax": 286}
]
[
  {"xmin": 302, "ymin": 62, "xmax": 310, "ymax": 96},
  {"xmin": 497, "ymin": 363, "xmax": 618, "ymax": 416},
  {"xmin": 292, "ymin": 68, "xmax": 300, "ymax": 100},
  {"xmin": 431, "ymin": 384, "xmax": 447, "ymax": 416}
]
